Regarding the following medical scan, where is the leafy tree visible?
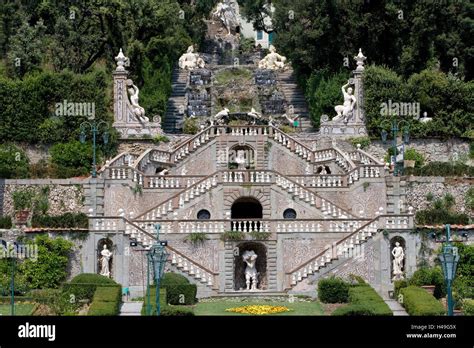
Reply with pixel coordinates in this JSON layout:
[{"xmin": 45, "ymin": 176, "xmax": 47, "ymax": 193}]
[
  {"xmin": 0, "ymin": 143, "xmax": 29, "ymax": 179},
  {"xmin": 20, "ymin": 235, "xmax": 74, "ymax": 289},
  {"xmin": 49, "ymin": 140, "xmax": 98, "ymax": 176}
]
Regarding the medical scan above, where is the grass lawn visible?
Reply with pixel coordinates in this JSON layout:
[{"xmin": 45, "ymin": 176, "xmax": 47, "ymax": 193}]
[
  {"xmin": 194, "ymin": 300, "xmax": 323, "ymax": 316},
  {"xmin": 0, "ymin": 303, "xmax": 36, "ymax": 316}
]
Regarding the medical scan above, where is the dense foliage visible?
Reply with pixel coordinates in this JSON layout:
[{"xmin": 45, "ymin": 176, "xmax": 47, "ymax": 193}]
[
  {"xmin": 317, "ymin": 277, "xmax": 349, "ymax": 303},
  {"xmin": 0, "ymin": 144, "xmax": 29, "ymax": 178},
  {"xmin": 399, "ymin": 286, "xmax": 445, "ymax": 316},
  {"xmin": 19, "ymin": 235, "xmax": 73, "ymax": 289},
  {"xmin": 332, "ymin": 283, "xmax": 392, "ymax": 316},
  {"xmin": 87, "ymin": 286, "xmax": 122, "ymax": 316},
  {"xmin": 415, "ymin": 194, "xmax": 470, "ymax": 225},
  {"xmin": 242, "ymin": 0, "xmax": 473, "ymax": 79},
  {"xmin": 408, "ymin": 267, "xmax": 446, "ymax": 299},
  {"xmin": 32, "ymin": 212, "xmax": 89, "ymax": 229}
]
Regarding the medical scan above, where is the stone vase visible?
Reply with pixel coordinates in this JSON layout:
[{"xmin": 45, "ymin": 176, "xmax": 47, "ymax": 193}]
[
  {"xmin": 404, "ymin": 160, "xmax": 416, "ymax": 168},
  {"xmin": 421, "ymin": 285, "xmax": 436, "ymax": 296}
]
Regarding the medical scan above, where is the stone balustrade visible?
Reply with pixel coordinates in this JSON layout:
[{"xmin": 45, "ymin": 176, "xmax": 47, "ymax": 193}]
[
  {"xmin": 145, "ymin": 175, "xmax": 206, "ymax": 189},
  {"xmin": 169, "ymin": 249, "xmax": 216, "ymax": 287},
  {"xmin": 287, "ymin": 214, "xmax": 414, "ymax": 287}
]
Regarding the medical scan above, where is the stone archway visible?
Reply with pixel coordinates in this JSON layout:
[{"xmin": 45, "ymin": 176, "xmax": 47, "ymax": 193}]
[
  {"xmin": 224, "ymin": 188, "xmax": 271, "ymax": 218},
  {"xmin": 234, "ymin": 241, "xmax": 267, "ymax": 291},
  {"xmin": 231, "ymin": 197, "xmax": 262, "ymax": 219}
]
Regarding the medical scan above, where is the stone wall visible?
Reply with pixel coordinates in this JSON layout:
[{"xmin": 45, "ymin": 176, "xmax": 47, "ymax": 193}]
[
  {"xmin": 405, "ymin": 176, "xmax": 473, "ymax": 217},
  {"xmin": 366, "ymin": 138, "xmax": 470, "ymax": 163},
  {"xmin": 2, "ymin": 179, "xmax": 85, "ymax": 217}
]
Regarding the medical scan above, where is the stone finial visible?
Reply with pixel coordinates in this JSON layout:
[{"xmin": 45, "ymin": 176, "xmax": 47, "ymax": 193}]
[
  {"xmin": 354, "ymin": 48, "xmax": 366, "ymax": 72},
  {"xmin": 115, "ymin": 48, "xmax": 129, "ymax": 72}
]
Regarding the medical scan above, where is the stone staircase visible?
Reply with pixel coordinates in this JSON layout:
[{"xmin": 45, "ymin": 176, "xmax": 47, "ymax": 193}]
[
  {"xmin": 385, "ymin": 176, "xmax": 407, "ymax": 214},
  {"xmin": 84, "ymin": 179, "xmax": 105, "ymax": 216},
  {"xmin": 277, "ymin": 68, "xmax": 312, "ymax": 132},
  {"xmin": 163, "ymin": 67, "xmax": 188, "ymax": 133}
]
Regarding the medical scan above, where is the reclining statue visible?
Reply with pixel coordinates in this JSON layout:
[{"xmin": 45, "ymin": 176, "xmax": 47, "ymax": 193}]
[
  {"xmin": 179, "ymin": 45, "xmax": 205, "ymax": 70},
  {"xmin": 258, "ymin": 45, "xmax": 287, "ymax": 70}
]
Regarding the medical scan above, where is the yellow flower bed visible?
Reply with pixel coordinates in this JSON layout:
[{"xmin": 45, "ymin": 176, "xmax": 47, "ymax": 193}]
[{"xmin": 225, "ymin": 305, "xmax": 291, "ymax": 315}]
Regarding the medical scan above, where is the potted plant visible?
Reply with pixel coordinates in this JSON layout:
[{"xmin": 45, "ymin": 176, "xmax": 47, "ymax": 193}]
[{"xmin": 12, "ymin": 189, "xmax": 34, "ymax": 225}]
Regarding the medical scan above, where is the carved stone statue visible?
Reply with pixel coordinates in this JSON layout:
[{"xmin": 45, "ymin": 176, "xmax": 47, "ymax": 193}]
[
  {"xmin": 127, "ymin": 83, "xmax": 149, "ymax": 122},
  {"xmin": 100, "ymin": 245, "xmax": 112, "ymax": 278},
  {"xmin": 242, "ymin": 250, "xmax": 258, "ymax": 290},
  {"xmin": 235, "ymin": 150, "xmax": 246, "ymax": 169},
  {"xmin": 212, "ymin": 107, "xmax": 229, "ymax": 125},
  {"xmin": 333, "ymin": 80, "xmax": 356, "ymax": 123},
  {"xmin": 247, "ymin": 108, "xmax": 261, "ymax": 124},
  {"xmin": 258, "ymin": 45, "xmax": 287, "ymax": 70},
  {"xmin": 212, "ymin": 0, "xmax": 240, "ymax": 36},
  {"xmin": 179, "ymin": 45, "xmax": 205, "ymax": 70},
  {"xmin": 391, "ymin": 242, "xmax": 405, "ymax": 281}
]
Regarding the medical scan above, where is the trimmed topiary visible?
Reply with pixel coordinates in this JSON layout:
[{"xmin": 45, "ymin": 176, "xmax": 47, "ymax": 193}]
[
  {"xmin": 317, "ymin": 277, "xmax": 350, "ymax": 303},
  {"xmin": 160, "ymin": 272, "xmax": 189, "ymax": 287},
  {"xmin": 400, "ymin": 286, "xmax": 445, "ymax": 316}
]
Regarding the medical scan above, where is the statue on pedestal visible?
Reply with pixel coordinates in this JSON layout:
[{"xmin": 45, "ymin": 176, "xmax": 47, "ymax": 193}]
[
  {"xmin": 127, "ymin": 83, "xmax": 149, "ymax": 122},
  {"xmin": 179, "ymin": 45, "xmax": 205, "ymax": 70},
  {"xmin": 235, "ymin": 150, "xmax": 246, "ymax": 169},
  {"xmin": 333, "ymin": 80, "xmax": 356, "ymax": 123},
  {"xmin": 391, "ymin": 242, "xmax": 405, "ymax": 281},
  {"xmin": 100, "ymin": 245, "xmax": 113, "ymax": 278},
  {"xmin": 242, "ymin": 250, "xmax": 258, "ymax": 290},
  {"xmin": 258, "ymin": 45, "xmax": 287, "ymax": 70}
]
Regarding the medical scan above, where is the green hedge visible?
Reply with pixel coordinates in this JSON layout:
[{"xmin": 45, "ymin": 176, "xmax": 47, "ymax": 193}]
[
  {"xmin": 318, "ymin": 277, "xmax": 350, "ymax": 303},
  {"xmin": 141, "ymin": 288, "xmax": 168, "ymax": 316},
  {"xmin": 408, "ymin": 267, "xmax": 446, "ymax": 299},
  {"xmin": 64, "ymin": 274, "xmax": 119, "ymax": 302},
  {"xmin": 31, "ymin": 212, "xmax": 89, "ymax": 229},
  {"xmin": 332, "ymin": 304, "xmax": 382, "ymax": 316},
  {"xmin": 163, "ymin": 284, "xmax": 197, "ymax": 305},
  {"xmin": 161, "ymin": 272, "xmax": 190, "ymax": 286},
  {"xmin": 161, "ymin": 305, "xmax": 194, "ymax": 316},
  {"xmin": 463, "ymin": 299, "xmax": 474, "ymax": 316},
  {"xmin": 0, "ymin": 216, "xmax": 12, "ymax": 229},
  {"xmin": 394, "ymin": 280, "xmax": 408, "ymax": 299},
  {"xmin": 405, "ymin": 162, "xmax": 474, "ymax": 177},
  {"xmin": 347, "ymin": 285, "xmax": 393, "ymax": 315},
  {"xmin": 87, "ymin": 286, "xmax": 121, "ymax": 316},
  {"xmin": 400, "ymin": 286, "xmax": 445, "ymax": 316}
]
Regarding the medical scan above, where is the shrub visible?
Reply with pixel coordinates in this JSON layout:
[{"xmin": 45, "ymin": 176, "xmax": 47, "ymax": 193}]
[
  {"xmin": 0, "ymin": 144, "xmax": 30, "ymax": 179},
  {"xmin": 49, "ymin": 141, "xmax": 99, "ymax": 177},
  {"xmin": 160, "ymin": 272, "xmax": 189, "ymax": 287},
  {"xmin": 317, "ymin": 277, "xmax": 350, "ymax": 303},
  {"xmin": 163, "ymin": 284, "xmax": 197, "ymax": 305},
  {"xmin": 185, "ymin": 232, "xmax": 208, "ymax": 246},
  {"xmin": 394, "ymin": 280, "xmax": 408, "ymax": 298},
  {"xmin": 405, "ymin": 161, "xmax": 474, "ymax": 177},
  {"xmin": 71, "ymin": 273, "xmax": 118, "ymax": 285},
  {"xmin": 87, "ymin": 300, "xmax": 119, "ymax": 316},
  {"xmin": 0, "ymin": 216, "xmax": 12, "ymax": 229},
  {"xmin": 348, "ymin": 285, "xmax": 393, "ymax": 315},
  {"xmin": 404, "ymin": 148, "xmax": 424, "ymax": 168},
  {"xmin": 31, "ymin": 212, "xmax": 89, "ymax": 229},
  {"xmin": 349, "ymin": 136, "xmax": 371, "ymax": 149},
  {"xmin": 415, "ymin": 209, "xmax": 469, "ymax": 225},
  {"xmin": 220, "ymin": 231, "xmax": 245, "ymax": 241},
  {"xmin": 92, "ymin": 286, "xmax": 121, "ymax": 303},
  {"xmin": 400, "ymin": 286, "xmax": 445, "ymax": 316},
  {"xmin": 153, "ymin": 135, "xmax": 170, "ymax": 144},
  {"xmin": 465, "ymin": 187, "xmax": 474, "ymax": 210},
  {"xmin": 183, "ymin": 117, "xmax": 199, "ymax": 134},
  {"xmin": 142, "ymin": 288, "xmax": 167, "ymax": 316},
  {"xmin": 161, "ymin": 305, "xmax": 194, "ymax": 316},
  {"xmin": 463, "ymin": 299, "xmax": 474, "ymax": 315},
  {"xmin": 249, "ymin": 231, "xmax": 271, "ymax": 240},
  {"xmin": 19, "ymin": 235, "xmax": 73, "ymax": 289},
  {"xmin": 12, "ymin": 189, "xmax": 35, "ymax": 211},
  {"xmin": 279, "ymin": 125, "xmax": 296, "ymax": 133},
  {"xmin": 408, "ymin": 267, "xmax": 446, "ymax": 299},
  {"xmin": 332, "ymin": 304, "xmax": 380, "ymax": 316}
]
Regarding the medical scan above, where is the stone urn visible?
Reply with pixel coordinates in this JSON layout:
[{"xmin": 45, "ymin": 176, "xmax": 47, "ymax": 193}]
[
  {"xmin": 421, "ymin": 285, "xmax": 436, "ymax": 296},
  {"xmin": 404, "ymin": 160, "xmax": 416, "ymax": 168}
]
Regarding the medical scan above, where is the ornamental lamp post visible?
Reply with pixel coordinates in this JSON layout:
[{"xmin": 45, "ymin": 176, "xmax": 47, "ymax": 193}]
[
  {"xmin": 146, "ymin": 224, "xmax": 169, "ymax": 316},
  {"xmin": 439, "ymin": 224, "xmax": 460, "ymax": 316},
  {"xmin": 79, "ymin": 120, "xmax": 109, "ymax": 178}
]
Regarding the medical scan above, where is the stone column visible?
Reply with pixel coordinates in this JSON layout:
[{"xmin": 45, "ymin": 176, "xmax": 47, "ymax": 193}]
[{"xmin": 352, "ymin": 49, "xmax": 367, "ymax": 125}]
